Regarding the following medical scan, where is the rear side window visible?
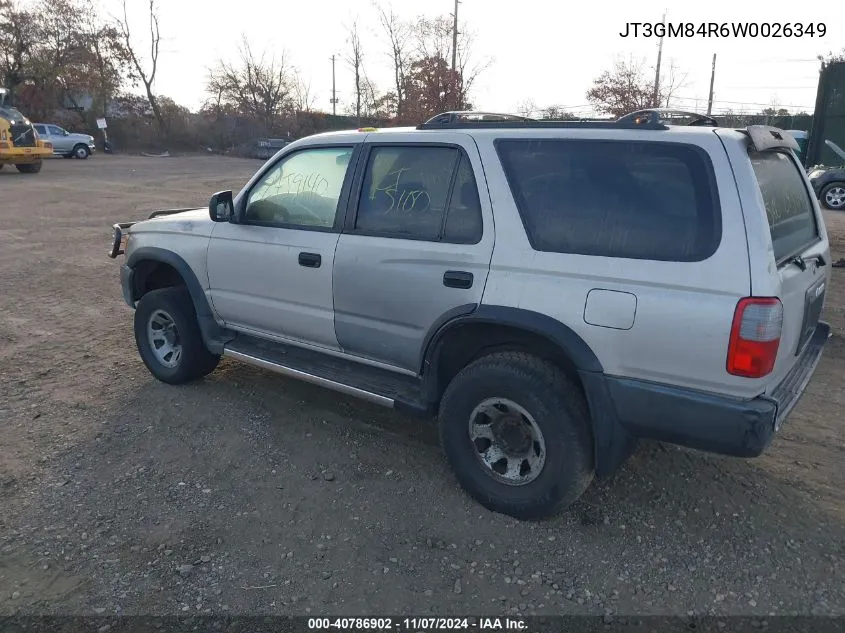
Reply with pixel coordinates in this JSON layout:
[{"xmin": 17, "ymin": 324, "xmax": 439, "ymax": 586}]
[
  {"xmin": 495, "ymin": 139, "xmax": 721, "ymax": 261},
  {"xmin": 355, "ymin": 145, "xmax": 483, "ymax": 243},
  {"xmin": 749, "ymin": 150, "xmax": 819, "ymax": 263}
]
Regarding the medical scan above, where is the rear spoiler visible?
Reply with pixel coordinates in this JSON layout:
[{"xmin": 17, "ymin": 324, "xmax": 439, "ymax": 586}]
[{"xmin": 741, "ymin": 125, "xmax": 800, "ymax": 152}]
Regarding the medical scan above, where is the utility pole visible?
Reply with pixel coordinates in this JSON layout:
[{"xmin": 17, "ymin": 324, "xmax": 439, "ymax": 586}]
[
  {"xmin": 451, "ymin": 0, "xmax": 459, "ymax": 72},
  {"xmin": 330, "ymin": 55, "xmax": 338, "ymax": 116},
  {"xmin": 706, "ymin": 53, "xmax": 717, "ymax": 115},
  {"xmin": 652, "ymin": 10, "xmax": 666, "ymax": 107}
]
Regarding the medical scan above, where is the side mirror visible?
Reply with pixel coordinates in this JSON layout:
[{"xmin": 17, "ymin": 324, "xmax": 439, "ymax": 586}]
[{"xmin": 209, "ymin": 190, "xmax": 234, "ymax": 222}]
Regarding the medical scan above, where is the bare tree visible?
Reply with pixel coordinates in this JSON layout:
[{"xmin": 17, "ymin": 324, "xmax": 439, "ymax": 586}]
[
  {"xmin": 345, "ymin": 20, "xmax": 364, "ymax": 124},
  {"xmin": 206, "ymin": 36, "xmax": 295, "ymax": 131},
  {"xmin": 515, "ymin": 99, "xmax": 538, "ymax": 118},
  {"xmin": 658, "ymin": 60, "xmax": 688, "ymax": 108},
  {"xmin": 293, "ymin": 75, "xmax": 315, "ymax": 113},
  {"xmin": 374, "ymin": 2, "xmax": 411, "ymax": 119},
  {"xmin": 116, "ymin": 0, "xmax": 166, "ymax": 132}
]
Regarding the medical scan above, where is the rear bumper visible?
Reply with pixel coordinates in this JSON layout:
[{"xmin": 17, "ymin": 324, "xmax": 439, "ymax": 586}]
[{"xmin": 605, "ymin": 321, "xmax": 831, "ymax": 458}]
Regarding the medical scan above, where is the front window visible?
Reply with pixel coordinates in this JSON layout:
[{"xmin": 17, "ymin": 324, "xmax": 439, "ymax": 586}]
[{"xmin": 245, "ymin": 146, "xmax": 354, "ymax": 229}]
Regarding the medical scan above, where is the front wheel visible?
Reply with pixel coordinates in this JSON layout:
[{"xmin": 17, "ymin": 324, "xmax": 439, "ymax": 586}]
[
  {"xmin": 438, "ymin": 352, "xmax": 594, "ymax": 520},
  {"xmin": 134, "ymin": 287, "xmax": 220, "ymax": 384},
  {"xmin": 820, "ymin": 182, "xmax": 845, "ymax": 210},
  {"xmin": 73, "ymin": 144, "xmax": 90, "ymax": 159},
  {"xmin": 16, "ymin": 161, "xmax": 42, "ymax": 173}
]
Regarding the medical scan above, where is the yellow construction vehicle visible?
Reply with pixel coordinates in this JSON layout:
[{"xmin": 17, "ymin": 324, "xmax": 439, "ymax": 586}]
[{"xmin": 0, "ymin": 88, "xmax": 53, "ymax": 173}]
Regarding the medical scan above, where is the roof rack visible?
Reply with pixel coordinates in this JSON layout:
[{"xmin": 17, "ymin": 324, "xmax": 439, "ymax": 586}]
[
  {"xmin": 617, "ymin": 108, "xmax": 719, "ymax": 127},
  {"xmin": 417, "ymin": 108, "xmax": 719, "ymax": 131},
  {"xmin": 419, "ymin": 111, "xmax": 535, "ymax": 128}
]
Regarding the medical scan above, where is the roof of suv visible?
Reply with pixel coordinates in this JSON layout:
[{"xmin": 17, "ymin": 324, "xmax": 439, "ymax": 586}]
[
  {"xmin": 305, "ymin": 109, "xmax": 750, "ymax": 140},
  {"xmin": 299, "ymin": 109, "xmax": 797, "ymax": 156}
]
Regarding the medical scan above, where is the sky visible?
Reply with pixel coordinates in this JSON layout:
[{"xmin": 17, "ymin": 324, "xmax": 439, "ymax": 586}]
[{"xmin": 100, "ymin": 0, "xmax": 838, "ymax": 117}]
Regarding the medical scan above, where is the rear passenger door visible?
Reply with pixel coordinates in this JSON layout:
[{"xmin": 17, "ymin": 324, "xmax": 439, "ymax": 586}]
[{"xmin": 333, "ymin": 133, "xmax": 494, "ymax": 372}]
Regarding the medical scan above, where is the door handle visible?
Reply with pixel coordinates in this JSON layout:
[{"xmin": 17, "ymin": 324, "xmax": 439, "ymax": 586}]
[
  {"xmin": 298, "ymin": 252, "xmax": 321, "ymax": 268},
  {"xmin": 443, "ymin": 270, "xmax": 473, "ymax": 289}
]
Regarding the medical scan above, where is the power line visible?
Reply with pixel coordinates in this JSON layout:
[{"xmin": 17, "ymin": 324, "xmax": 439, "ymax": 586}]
[{"xmin": 671, "ymin": 95, "xmax": 814, "ymax": 109}]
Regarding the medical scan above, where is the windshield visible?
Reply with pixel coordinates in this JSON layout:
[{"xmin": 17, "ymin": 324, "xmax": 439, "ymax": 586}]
[{"xmin": 0, "ymin": 106, "xmax": 27, "ymax": 122}]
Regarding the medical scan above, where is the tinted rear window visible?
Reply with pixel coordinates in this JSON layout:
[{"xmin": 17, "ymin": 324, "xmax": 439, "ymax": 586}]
[
  {"xmin": 496, "ymin": 139, "xmax": 721, "ymax": 261},
  {"xmin": 749, "ymin": 151, "xmax": 819, "ymax": 263}
]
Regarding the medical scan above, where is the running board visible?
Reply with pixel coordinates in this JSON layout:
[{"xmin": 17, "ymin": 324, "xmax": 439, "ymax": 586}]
[{"xmin": 223, "ymin": 335, "xmax": 430, "ymax": 415}]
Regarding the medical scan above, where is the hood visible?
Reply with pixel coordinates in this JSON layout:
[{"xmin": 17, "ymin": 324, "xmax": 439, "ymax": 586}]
[
  {"xmin": 130, "ymin": 208, "xmax": 215, "ymax": 237},
  {"xmin": 69, "ymin": 132, "xmax": 95, "ymax": 142}
]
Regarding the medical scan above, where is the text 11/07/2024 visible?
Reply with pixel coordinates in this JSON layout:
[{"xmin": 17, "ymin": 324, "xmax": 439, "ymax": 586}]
[{"xmin": 619, "ymin": 22, "xmax": 826, "ymax": 38}]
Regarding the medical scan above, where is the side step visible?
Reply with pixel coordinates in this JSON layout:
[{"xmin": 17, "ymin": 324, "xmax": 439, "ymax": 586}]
[{"xmin": 223, "ymin": 334, "xmax": 431, "ymax": 415}]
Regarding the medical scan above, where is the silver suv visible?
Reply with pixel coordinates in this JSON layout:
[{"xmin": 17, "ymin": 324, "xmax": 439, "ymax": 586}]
[{"xmin": 108, "ymin": 109, "xmax": 832, "ymax": 520}]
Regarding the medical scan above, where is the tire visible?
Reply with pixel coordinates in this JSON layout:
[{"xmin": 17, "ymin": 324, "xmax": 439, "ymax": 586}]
[
  {"xmin": 15, "ymin": 161, "xmax": 42, "ymax": 174},
  {"xmin": 438, "ymin": 352, "xmax": 594, "ymax": 520},
  {"xmin": 73, "ymin": 144, "xmax": 90, "ymax": 159},
  {"xmin": 820, "ymin": 182, "xmax": 845, "ymax": 210},
  {"xmin": 133, "ymin": 287, "xmax": 220, "ymax": 384}
]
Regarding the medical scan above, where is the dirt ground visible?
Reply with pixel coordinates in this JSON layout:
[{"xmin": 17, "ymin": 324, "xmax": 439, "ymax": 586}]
[{"xmin": 1, "ymin": 154, "xmax": 844, "ymax": 618}]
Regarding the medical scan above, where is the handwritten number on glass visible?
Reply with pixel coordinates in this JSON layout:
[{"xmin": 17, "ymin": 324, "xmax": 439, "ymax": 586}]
[{"xmin": 371, "ymin": 168, "xmax": 431, "ymax": 213}]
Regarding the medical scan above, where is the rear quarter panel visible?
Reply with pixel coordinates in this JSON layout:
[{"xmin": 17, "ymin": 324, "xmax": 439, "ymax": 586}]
[{"xmin": 474, "ymin": 128, "xmax": 761, "ymax": 399}]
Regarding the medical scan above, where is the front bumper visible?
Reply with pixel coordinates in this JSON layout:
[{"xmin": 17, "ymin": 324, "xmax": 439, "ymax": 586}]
[
  {"xmin": 0, "ymin": 145, "xmax": 53, "ymax": 163},
  {"xmin": 606, "ymin": 321, "xmax": 831, "ymax": 458}
]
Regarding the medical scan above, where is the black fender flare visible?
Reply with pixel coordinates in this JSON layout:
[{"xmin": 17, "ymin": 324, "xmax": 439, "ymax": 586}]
[
  {"xmin": 420, "ymin": 305, "xmax": 604, "ymax": 376},
  {"xmin": 125, "ymin": 247, "xmax": 231, "ymax": 354}
]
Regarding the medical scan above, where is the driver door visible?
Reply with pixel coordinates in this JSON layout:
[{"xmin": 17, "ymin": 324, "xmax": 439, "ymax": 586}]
[{"xmin": 206, "ymin": 144, "xmax": 358, "ymax": 350}]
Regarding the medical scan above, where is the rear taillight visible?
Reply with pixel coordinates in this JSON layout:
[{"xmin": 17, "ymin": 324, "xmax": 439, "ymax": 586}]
[{"xmin": 727, "ymin": 297, "xmax": 783, "ymax": 378}]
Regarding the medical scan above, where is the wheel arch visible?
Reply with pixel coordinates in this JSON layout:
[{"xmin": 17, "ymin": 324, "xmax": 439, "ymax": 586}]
[
  {"xmin": 126, "ymin": 247, "xmax": 231, "ymax": 354},
  {"xmin": 420, "ymin": 305, "xmax": 634, "ymax": 477}
]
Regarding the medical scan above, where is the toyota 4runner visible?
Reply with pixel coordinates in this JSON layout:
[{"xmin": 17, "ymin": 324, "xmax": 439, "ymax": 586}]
[{"xmin": 108, "ymin": 109, "xmax": 832, "ymax": 520}]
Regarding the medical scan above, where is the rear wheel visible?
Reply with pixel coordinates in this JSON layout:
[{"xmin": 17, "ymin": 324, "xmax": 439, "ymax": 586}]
[
  {"xmin": 134, "ymin": 287, "xmax": 220, "ymax": 384},
  {"xmin": 16, "ymin": 161, "xmax": 42, "ymax": 174},
  {"xmin": 438, "ymin": 352, "xmax": 594, "ymax": 520},
  {"xmin": 73, "ymin": 144, "xmax": 90, "ymax": 159},
  {"xmin": 820, "ymin": 182, "xmax": 845, "ymax": 210}
]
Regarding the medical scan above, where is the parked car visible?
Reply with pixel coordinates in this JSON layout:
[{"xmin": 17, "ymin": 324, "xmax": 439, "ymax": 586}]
[
  {"xmin": 252, "ymin": 138, "xmax": 290, "ymax": 160},
  {"xmin": 33, "ymin": 123, "xmax": 95, "ymax": 159},
  {"xmin": 809, "ymin": 167, "xmax": 845, "ymax": 210},
  {"xmin": 107, "ymin": 109, "xmax": 832, "ymax": 520}
]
